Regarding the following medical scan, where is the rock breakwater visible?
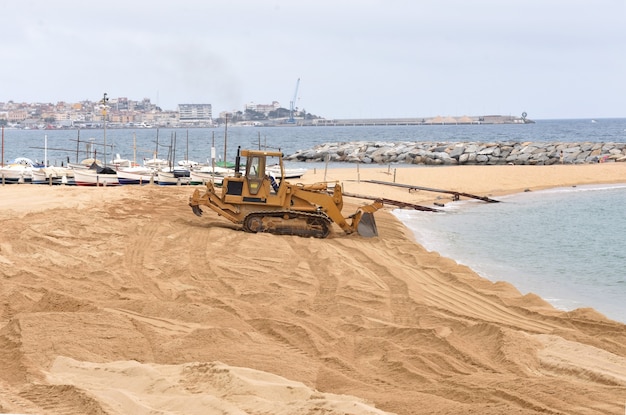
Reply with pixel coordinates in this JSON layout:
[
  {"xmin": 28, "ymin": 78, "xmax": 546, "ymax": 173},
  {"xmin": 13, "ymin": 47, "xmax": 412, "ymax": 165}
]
[{"xmin": 286, "ymin": 141, "xmax": 626, "ymax": 165}]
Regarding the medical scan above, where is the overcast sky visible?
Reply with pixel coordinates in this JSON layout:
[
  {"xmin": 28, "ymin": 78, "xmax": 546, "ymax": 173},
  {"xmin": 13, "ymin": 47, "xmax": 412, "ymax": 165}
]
[{"xmin": 1, "ymin": 0, "xmax": 624, "ymax": 120}]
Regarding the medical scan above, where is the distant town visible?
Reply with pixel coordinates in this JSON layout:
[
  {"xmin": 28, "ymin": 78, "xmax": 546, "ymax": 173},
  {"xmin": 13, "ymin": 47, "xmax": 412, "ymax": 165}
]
[
  {"xmin": 0, "ymin": 95, "xmax": 532, "ymax": 130},
  {"xmin": 0, "ymin": 96, "xmax": 312, "ymax": 130}
]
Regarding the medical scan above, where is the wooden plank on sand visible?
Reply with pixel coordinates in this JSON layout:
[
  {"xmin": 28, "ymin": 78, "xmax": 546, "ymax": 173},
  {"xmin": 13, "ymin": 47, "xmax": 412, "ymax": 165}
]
[
  {"xmin": 362, "ymin": 180, "xmax": 500, "ymax": 203},
  {"xmin": 342, "ymin": 191, "xmax": 441, "ymax": 212}
]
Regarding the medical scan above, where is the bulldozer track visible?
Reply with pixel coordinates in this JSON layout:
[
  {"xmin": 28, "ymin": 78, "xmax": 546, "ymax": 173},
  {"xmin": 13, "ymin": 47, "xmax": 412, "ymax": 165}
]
[
  {"xmin": 243, "ymin": 210, "xmax": 332, "ymax": 238},
  {"xmin": 0, "ymin": 381, "xmax": 44, "ymax": 415},
  {"xmin": 19, "ymin": 384, "xmax": 108, "ymax": 415}
]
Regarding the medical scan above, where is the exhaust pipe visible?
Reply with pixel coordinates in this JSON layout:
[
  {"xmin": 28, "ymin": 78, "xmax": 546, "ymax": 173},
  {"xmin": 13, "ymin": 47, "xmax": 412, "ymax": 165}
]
[{"xmin": 235, "ymin": 146, "xmax": 241, "ymax": 176}]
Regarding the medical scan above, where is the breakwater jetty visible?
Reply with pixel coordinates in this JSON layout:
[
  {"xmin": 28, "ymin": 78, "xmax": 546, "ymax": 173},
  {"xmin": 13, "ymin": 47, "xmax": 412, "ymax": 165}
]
[
  {"xmin": 286, "ymin": 141, "xmax": 626, "ymax": 165},
  {"xmin": 303, "ymin": 114, "xmax": 532, "ymax": 127}
]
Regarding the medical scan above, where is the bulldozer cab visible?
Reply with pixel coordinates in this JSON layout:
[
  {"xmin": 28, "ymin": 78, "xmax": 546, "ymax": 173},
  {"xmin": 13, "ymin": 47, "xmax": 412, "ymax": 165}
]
[
  {"xmin": 223, "ymin": 148, "xmax": 284, "ymax": 202},
  {"xmin": 244, "ymin": 152, "xmax": 266, "ymax": 195}
]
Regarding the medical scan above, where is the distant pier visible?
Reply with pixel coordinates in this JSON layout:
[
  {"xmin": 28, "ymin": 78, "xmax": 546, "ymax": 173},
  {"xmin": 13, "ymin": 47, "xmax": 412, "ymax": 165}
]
[{"xmin": 283, "ymin": 114, "xmax": 533, "ymax": 127}]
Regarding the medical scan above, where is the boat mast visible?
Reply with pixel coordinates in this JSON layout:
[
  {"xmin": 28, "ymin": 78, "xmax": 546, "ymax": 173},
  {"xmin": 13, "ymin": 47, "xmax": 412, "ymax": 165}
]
[
  {"xmin": 154, "ymin": 128, "xmax": 159, "ymax": 161},
  {"xmin": 172, "ymin": 131, "xmax": 177, "ymax": 169},
  {"xmin": 101, "ymin": 92, "xmax": 109, "ymax": 167},
  {"xmin": 75, "ymin": 129, "xmax": 80, "ymax": 163},
  {"xmin": 223, "ymin": 113, "xmax": 228, "ymax": 166},
  {"xmin": 133, "ymin": 132, "xmax": 137, "ymax": 165},
  {"xmin": 211, "ymin": 131, "xmax": 215, "ymax": 180}
]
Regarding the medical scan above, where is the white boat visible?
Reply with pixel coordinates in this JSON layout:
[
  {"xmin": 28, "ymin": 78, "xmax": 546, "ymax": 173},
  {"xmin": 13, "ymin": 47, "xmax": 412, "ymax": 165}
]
[
  {"xmin": 72, "ymin": 165, "xmax": 119, "ymax": 186},
  {"xmin": 67, "ymin": 158, "xmax": 103, "ymax": 170},
  {"xmin": 0, "ymin": 158, "xmax": 35, "ymax": 183},
  {"xmin": 266, "ymin": 164, "xmax": 308, "ymax": 179},
  {"xmin": 110, "ymin": 154, "xmax": 134, "ymax": 169},
  {"xmin": 116, "ymin": 166, "xmax": 156, "ymax": 185},
  {"xmin": 177, "ymin": 159, "xmax": 200, "ymax": 169},
  {"xmin": 191, "ymin": 164, "xmax": 234, "ymax": 175},
  {"xmin": 189, "ymin": 170, "xmax": 224, "ymax": 186},
  {"xmin": 143, "ymin": 157, "xmax": 169, "ymax": 170},
  {"xmin": 116, "ymin": 169, "xmax": 155, "ymax": 185},
  {"xmin": 31, "ymin": 166, "xmax": 74, "ymax": 185},
  {"xmin": 157, "ymin": 168, "xmax": 191, "ymax": 186}
]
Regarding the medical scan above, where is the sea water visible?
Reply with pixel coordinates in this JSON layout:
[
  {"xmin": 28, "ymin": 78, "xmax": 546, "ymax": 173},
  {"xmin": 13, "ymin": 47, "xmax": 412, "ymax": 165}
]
[
  {"xmin": 393, "ymin": 184, "xmax": 626, "ymax": 323},
  {"xmin": 2, "ymin": 119, "xmax": 625, "ymax": 322},
  {"xmin": 2, "ymin": 118, "xmax": 626, "ymax": 168}
]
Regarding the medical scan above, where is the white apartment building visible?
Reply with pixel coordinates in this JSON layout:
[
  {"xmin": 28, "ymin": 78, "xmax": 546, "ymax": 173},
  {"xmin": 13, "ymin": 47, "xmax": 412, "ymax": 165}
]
[
  {"xmin": 178, "ymin": 104, "xmax": 213, "ymax": 125},
  {"xmin": 245, "ymin": 101, "xmax": 280, "ymax": 115}
]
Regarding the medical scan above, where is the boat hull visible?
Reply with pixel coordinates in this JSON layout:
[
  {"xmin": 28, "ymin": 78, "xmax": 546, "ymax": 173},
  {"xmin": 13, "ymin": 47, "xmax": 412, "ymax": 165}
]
[
  {"xmin": 116, "ymin": 169, "xmax": 155, "ymax": 185},
  {"xmin": 266, "ymin": 165, "xmax": 307, "ymax": 179},
  {"xmin": 0, "ymin": 165, "xmax": 34, "ymax": 183},
  {"xmin": 157, "ymin": 171, "xmax": 191, "ymax": 186},
  {"xmin": 31, "ymin": 167, "xmax": 74, "ymax": 185},
  {"xmin": 73, "ymin": 169, "xmax": 119, "ymax": 186},
  {"xmin": 189, "ymin": 171, "xmax": 224, "ymax": 186}
]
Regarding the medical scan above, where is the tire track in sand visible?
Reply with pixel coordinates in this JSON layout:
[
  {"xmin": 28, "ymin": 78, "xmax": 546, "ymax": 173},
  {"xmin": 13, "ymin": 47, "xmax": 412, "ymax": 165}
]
[{"xmin": 18, "ymin": 384, "xmax": 108, "ymax": 415}]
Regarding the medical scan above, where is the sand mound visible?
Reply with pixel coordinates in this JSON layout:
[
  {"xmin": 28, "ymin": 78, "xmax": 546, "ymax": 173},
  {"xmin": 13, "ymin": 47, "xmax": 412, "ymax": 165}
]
[
  {"xmin": 1, "ymin": 164, "xmax": 626, "ymax": 414},
  {"xmin": 47, "ymin": 357, "xmax": 391, "ymax": 415}
]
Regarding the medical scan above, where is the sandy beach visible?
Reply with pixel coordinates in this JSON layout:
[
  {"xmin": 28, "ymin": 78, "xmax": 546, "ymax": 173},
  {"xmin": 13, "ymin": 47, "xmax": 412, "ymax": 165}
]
[{"xmin": 1, "ymin": 163, "xmax": 626, "ymax": 415}]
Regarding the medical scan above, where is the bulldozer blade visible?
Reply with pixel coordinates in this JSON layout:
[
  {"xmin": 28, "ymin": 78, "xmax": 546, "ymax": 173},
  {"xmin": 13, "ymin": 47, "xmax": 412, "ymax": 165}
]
[
  {"xmin": 191, "ymin": 205, "xmax": 203, "ymax": 217},
  {"xmin": 357, "ymin": 212, "xmax": 378, "ymax": 237}
]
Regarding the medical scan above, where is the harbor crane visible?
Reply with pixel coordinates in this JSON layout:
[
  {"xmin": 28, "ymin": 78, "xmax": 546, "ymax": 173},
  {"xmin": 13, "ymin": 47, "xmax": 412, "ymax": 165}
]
[{"xmin": 287, "ymin": 78, "xmax": 300, "ymax": 124}]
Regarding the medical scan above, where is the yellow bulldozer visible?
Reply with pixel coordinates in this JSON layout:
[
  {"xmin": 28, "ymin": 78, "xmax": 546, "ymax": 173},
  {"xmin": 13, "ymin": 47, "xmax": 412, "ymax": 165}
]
[{"xmin": 189, "ymin": 147, "xmax": 382, "ymax": 238}]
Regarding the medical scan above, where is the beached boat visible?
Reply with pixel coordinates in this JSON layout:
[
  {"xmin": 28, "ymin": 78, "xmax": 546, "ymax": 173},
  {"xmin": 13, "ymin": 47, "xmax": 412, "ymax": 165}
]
[
  {"xmin": 157, "ymin": 168, "xmax": 191, "ymax": 186},
  {"xmin": 266, "ymin": 164, "xmax": 308, "ymax": 179},
  {"xmin": 189, "ymin": 170, "xmax": 224, "ymax": 186},
  {"xmin": 0, "ymin": 158, "xmax": 35, "ymax": 183},
  {"xmin": 177, "ymin": 159, "xmax": 200, "ymax": 169},
  {"xmin": 143, "ymin": 157, "xmax": 169, "ymax": 170},
  {"xmin": 214, "ymin": 160, "xmax": 236, "ymax": 169},
  {"xmin": 110, "ymin": 154, "xmax": 135, "ymax": 169},
  {"xmin": 192, "ymin": 164, "xmax": 234, "ymax": 174},
  {"xmin": 67, "ymin": 158, "xmax": 103, "ymax": 170},
  {"xmin": 116, "ymin": 167, "xmax": 156, "ymax": 185},
  {"xmin": 72, "ymin": 164, "xmax": 119, "ymax": 186},
  {"xmin": 31, "ymin": 166, "xmax": 74, "ymax": 185},
  {"xmin": 188, "ymin": 164, "xmax": 233, "ymax": 185}
]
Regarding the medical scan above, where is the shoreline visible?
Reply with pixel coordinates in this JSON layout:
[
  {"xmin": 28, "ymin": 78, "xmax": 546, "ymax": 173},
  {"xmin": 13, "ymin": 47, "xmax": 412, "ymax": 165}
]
[
  {"xmin": 307, "ymin": 164, "xmax": 626, "ymax": 320},
  {"xmin": 299, "ymin": 162, "xmax": 626, "ymax": 206},
  {"xmin": 1, "ymin": 163, "xmax": 626, "ymax": 414},
  {"xmin": 392, "ymin": 182, "xmax": 626, "ymax": 324}
]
